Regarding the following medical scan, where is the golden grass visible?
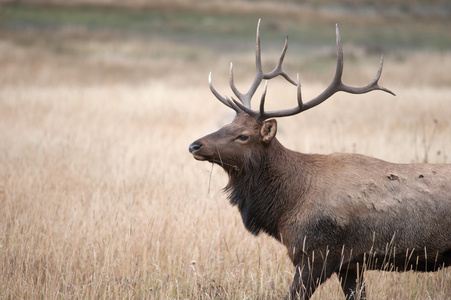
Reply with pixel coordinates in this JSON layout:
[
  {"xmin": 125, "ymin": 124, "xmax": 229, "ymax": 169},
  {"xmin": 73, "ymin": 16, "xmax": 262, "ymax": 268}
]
[
  {"xmin": 1, "ymin": 9, "xmax": 451, "ymax": 298},
  {"xmin": 0, "ymin": 83, "xmax": 291, "ymax": 299},
  {"xmin": 1, "ymin": 78, "xmax": 450, "ymax": 299}
]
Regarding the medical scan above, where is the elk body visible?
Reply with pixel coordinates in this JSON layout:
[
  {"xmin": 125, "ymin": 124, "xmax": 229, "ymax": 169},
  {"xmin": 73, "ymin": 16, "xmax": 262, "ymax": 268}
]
[{"xmin": 189, "ymin": 21, "xmax": 451, "ymax": 299}]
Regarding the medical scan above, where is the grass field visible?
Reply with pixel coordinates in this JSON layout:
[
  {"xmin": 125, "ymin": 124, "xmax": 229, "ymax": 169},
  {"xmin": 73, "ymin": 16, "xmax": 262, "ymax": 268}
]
[{"xmin": 1, "ymin": 2, "xmax": 451, "ymax": 299}]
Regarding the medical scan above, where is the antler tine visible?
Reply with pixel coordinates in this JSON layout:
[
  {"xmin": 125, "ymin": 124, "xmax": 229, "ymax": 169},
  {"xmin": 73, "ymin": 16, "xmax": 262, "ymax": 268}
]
[
  {"xmin": 301, "ymin": 24, "xmax": 395, "ymax": 111},
  {"xmin": 263, "ymin": 35, "xmax": 297, "ymax": 85},
  {"xmin": 227, "ymin": 19, "xmax": 264, "ymax": 109},
  {"xmin": 229, "ymin": 63, "xmax": 248, "ymax": 107},
  {"xmin": 296, "ymin": 73, "xmax": 303, "ymax": 110},
  {"xmin": 368, "ymin": 55, "xmax": 396, "ymax": 96},
  {"xmin": 340, "ymin": 54, "xmax": 395, "ymax": 96},
  {"xmin": 209, "ymin": 72, "xmax": 240, "ymax": 113},
  {"xmin": 244, "ymin": 18, "xmax": 265, "ymax": 107}
]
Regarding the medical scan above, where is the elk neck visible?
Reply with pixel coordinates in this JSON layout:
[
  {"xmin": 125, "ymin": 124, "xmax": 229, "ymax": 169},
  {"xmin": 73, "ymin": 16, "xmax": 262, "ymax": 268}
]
[{"xmin": 224, "ymin": 137, "xmax": 310, "ymax": 240}]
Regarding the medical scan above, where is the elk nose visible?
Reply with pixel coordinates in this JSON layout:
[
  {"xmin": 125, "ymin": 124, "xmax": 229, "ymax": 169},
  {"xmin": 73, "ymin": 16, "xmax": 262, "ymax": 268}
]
[{"xmin": 189, "ymin": 141, "xmax": 202, "ymax": 153}]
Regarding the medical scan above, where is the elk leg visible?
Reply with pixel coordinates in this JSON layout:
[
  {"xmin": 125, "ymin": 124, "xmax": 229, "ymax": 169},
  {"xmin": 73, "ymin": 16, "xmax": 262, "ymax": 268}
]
[
  {"xmin": 285, "ymin": 265, "xmax": 303, "ymax": 300},
  {"xmin": 285, "ymin": 262, "xmax": 334, "ymax": 300},
  {"xmin": 338, "ymin": 267, "xmax": 366, "ymax": 300},
  {"xmin": 442, "ymin": 249, "xmax": 451, "ymax": 267}
]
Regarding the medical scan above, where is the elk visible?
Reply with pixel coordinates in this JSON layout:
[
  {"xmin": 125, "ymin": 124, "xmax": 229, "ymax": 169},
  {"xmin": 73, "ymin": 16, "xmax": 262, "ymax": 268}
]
[{"xmin": 189, "ymin": 20, "xmax": 451, "ymax": 299}]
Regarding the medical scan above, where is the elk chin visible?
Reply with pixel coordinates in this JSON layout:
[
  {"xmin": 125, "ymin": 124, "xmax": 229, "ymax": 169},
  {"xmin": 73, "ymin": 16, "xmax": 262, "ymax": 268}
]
[{"xmin": 192, "ymin": 153, "xmax": 209, "ymax": 161}]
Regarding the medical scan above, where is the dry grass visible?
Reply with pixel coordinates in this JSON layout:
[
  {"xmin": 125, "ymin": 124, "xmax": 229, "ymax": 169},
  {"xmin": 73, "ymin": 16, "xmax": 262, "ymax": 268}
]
[
  {"xmin": 1, "ymin": 82, "xmax": 450, "ymax": 299},
  {"xmin": 1, "ymin": 3, "xmax": 451, "ymax": 299},
  {"xmin": 0, "ymin": 83, "xmax": 293, "ymax": 299}
]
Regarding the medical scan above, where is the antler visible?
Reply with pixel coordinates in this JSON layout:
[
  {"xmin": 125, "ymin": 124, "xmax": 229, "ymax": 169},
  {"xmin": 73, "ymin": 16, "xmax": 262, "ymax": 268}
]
[
  {"xmin": 209, "ymin": 20, "xmax": 395, "ymax": 123},
  {"xmin": 209, "ymin": 19, "xmax": 296, "ymax": 113}
]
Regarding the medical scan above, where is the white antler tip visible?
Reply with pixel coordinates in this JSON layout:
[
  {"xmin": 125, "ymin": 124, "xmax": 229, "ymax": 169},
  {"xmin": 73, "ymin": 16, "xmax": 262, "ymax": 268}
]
[{"xmin": 256, "ymin": 19, "xmax": 261, "ymax": 44}]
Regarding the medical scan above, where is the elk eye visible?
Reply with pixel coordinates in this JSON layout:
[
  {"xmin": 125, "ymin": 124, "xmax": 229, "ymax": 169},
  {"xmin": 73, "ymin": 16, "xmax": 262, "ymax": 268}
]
[{"xmin": 236, "ymin": 134, "xmax": 249, "ymax": 141}]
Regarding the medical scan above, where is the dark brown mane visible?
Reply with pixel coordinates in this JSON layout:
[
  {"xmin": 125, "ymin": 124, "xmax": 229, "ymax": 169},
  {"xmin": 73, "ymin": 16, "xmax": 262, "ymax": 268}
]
[{"xmin": 225, "ymin": 138, "xmax": 300, "ymax": 237}]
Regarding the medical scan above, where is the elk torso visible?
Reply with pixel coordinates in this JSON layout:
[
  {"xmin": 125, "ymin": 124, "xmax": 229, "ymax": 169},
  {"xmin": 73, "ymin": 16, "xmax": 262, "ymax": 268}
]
[{"xmin": 227, "ymin": 145, "xmax": 451, "ymax": 269}]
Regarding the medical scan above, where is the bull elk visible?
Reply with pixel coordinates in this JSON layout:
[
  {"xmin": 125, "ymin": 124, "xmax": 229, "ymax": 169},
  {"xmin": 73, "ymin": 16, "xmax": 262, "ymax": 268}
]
[{"xmin": 188, "ymin": 20, "xmax": 451, "ymax": 299}]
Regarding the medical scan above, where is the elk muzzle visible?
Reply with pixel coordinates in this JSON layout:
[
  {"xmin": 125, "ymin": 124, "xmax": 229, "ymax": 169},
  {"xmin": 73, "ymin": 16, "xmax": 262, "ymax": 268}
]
[{"xmin": 189, "ymin": 139, "xmax": 213, "ymax": 161}]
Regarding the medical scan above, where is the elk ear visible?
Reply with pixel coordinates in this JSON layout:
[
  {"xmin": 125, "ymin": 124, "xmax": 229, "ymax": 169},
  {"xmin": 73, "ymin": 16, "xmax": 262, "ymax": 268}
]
[{"xmin": 260, "ymin": 119, "xmax": 277, "ymax": 143}]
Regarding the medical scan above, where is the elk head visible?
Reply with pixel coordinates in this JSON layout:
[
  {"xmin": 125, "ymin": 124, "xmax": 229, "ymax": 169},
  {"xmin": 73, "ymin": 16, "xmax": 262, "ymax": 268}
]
[
  {"xmin": 189, "ymin": 113, "xmax": 277, "ymax": 174},
  {"xmin": 189, "ymin": 19, "xmax": 394, "ymax": 174}
]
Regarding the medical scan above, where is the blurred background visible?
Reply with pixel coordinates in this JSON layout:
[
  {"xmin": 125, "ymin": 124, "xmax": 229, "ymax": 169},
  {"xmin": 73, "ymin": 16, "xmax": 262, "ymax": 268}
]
[{"xmin": 1, "ymin": 0, "xmax": 450, "ymax": 86}]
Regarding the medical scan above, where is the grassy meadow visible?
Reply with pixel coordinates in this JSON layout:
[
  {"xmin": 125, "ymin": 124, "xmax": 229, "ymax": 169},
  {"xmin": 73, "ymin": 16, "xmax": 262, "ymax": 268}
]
[{"xmin": 1, "ymin": 2, "xmax": 451, "ymax": 299}]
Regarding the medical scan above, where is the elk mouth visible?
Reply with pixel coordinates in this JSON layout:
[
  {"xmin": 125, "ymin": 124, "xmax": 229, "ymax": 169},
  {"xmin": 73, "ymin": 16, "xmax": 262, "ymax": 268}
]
[
  {"xmin": 192, "ymin": 153, "xmax": 212, "ymax": 161},
  {"xmin": 189, "ymin": 148, "xmax": 214, "ymax": 162}
]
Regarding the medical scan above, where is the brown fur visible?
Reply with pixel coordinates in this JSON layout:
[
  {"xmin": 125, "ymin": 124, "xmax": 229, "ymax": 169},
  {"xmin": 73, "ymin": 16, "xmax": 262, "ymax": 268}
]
[{"xmin": 189, "ymin": 113, "xmax": 451, "ymax": 299}]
